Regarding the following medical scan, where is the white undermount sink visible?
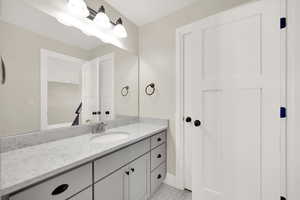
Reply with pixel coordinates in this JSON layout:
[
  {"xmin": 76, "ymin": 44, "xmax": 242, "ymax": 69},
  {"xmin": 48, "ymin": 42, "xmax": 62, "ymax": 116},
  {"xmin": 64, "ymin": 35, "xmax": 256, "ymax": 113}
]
[{"xmin": 90, "ymin": 132, "xmax": 129, "ymax": 144}]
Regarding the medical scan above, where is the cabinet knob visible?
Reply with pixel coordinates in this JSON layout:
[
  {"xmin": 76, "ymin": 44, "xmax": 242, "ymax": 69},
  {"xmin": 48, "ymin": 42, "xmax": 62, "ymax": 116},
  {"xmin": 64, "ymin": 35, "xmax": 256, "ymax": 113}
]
[
  {"xmin": 157, "ymin": 154, "xmax": 162, "ymax": 158},
  {"xmin": 185, "ymin": 117, "xmax": 192, "ymax": 123},
  {"xmin": 125, "ymin": 171, "xmax": 130, "ymax": 175},
  {"xmin": 51, "ymin": 184, "xmax": 69, "ymax": 196},
  {"xmin": 131, "ymin": 168, "xmax": 135, "ymax": 173},
  {"xmin": 157, "ymin": 174, "xmax": 162, "ymax": 179},
  {"xmin": 157, "ymin": 138, "xmax": 162, "ymax": 142},
  {"xmin": 93, "ymin": 111, "xmax": 101, "ymax": 115},
  {"xmin": 194, "ymin": 120, "xmax": 201, "ymax": 127},
  {"xmin": 1, "ymin": 57, "xmax": 6, "ymax": 85}
]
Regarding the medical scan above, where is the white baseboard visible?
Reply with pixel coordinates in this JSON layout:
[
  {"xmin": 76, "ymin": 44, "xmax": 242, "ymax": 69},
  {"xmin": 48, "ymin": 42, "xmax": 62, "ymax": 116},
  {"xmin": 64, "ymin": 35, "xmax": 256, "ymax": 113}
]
[{"xmin": 164, "ymin": 173, "xmax": 181, "ymax": 189}]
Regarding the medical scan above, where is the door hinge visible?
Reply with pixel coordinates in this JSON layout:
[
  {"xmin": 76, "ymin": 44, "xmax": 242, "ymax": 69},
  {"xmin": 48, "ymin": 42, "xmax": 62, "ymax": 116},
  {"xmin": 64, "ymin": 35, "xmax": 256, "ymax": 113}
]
[
  {"xmin": 281, "ymin": 196, "xmax": 287, "ymax": 200},
  {"xmin": 280, "ymin": 17, "xmax": 287, "ymax": 29},
  {"xmin": 280, "ymin": 107, "xmax": 287, "ymax": 118}
]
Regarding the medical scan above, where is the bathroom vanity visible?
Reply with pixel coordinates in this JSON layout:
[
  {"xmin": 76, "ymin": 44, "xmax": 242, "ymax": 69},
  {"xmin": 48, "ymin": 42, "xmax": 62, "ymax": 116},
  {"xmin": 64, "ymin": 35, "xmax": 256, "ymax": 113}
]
[{"xmin": 1, "ymin": 122, "xmax": 167, "ymax": 200}]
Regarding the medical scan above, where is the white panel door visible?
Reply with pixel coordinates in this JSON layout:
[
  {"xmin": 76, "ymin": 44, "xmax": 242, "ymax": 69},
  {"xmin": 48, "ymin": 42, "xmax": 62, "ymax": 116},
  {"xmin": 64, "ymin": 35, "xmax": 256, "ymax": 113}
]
[
  {"xmin": 81, "ymin": 58, "xmax": 100, "ymax": 124},
  {"xmin": 183, "ymin": 1, "xmax": 281, "ymax": 200}
]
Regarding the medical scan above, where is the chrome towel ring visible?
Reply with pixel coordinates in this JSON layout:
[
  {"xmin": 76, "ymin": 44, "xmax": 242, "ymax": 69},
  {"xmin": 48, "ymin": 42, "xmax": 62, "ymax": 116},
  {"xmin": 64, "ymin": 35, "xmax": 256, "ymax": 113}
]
[
  {"xmin": 145, "ymin": 83, "xmax": 155, "ymax": 96},
  {"xmin": 121, "ymin": 86, "xmax": 129, "ymax": 96}
]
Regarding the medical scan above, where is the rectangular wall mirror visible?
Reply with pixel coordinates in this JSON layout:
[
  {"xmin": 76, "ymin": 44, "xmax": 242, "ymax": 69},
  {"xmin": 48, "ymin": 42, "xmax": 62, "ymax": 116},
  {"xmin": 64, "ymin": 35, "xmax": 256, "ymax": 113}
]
[{"xmin": 0, "ymin": 0, "xmax": 139, "ymax": 136}]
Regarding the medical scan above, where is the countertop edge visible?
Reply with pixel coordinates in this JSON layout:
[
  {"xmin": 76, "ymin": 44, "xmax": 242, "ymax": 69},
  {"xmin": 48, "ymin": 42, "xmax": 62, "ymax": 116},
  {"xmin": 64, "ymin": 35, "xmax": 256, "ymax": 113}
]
[{"xmin": 1, "ymin": 126, "xmax": 168, "ymax": 196}]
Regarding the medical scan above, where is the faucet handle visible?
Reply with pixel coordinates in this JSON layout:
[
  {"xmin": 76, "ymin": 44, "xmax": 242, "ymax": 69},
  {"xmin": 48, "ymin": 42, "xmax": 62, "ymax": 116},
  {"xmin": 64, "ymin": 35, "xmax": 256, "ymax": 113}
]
[{"xmin": 99, "ymin": 122, "xmax": 108, "ymax": 126}]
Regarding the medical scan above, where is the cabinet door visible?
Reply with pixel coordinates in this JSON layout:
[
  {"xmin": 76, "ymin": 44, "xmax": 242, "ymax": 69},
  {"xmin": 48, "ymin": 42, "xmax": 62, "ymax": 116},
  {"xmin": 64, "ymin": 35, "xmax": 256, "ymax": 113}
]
[
  {"xmin": 94, "ymin": 166, "xmax": 128, "ymax": 200},
  {"xmin": 128, "ymin": 154, "xmax": 150, "ymax": 200},
  {"xmin": 68, "ymin": 187, "xmax": 92, "ymax": 200}
]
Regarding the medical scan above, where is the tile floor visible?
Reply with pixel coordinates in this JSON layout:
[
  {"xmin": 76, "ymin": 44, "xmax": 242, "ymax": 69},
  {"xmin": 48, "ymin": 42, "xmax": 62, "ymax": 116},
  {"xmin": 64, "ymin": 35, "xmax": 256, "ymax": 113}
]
[{"xmin": 150, "ymin": 184, "xmax": 192, "ymax": 200}]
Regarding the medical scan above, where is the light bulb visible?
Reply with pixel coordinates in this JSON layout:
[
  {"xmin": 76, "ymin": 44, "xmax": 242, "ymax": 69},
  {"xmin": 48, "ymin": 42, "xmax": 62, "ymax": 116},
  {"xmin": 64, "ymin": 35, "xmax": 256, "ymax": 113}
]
[
  {"xmin": 113, "ymin": 18, "xmax": 127, "ymax": 38},
  {"xmin": 114, "ymin": 24, "xmax": 127, "ymax": 38},
  {"xmin": 94, "ymin": 12, "xmax": 111, "ymax": 29},
  {"xmin": 94, "ymin": 6, "xmax": 111, "ymax": 29},
  {"xmin": 68, "ymin": 0, "xmax": 89, "ymax": 17}
]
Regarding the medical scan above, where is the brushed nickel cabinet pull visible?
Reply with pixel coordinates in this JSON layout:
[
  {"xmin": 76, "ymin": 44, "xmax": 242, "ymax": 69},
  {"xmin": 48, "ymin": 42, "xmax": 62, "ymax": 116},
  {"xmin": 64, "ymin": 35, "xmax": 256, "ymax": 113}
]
[
  {"xmin": 1, "ymin": 56, "xmax": 6, "ymax": 85},
  {"xmin": 51, "ymin": 184, "xmax": 69, "ymax": 196}
]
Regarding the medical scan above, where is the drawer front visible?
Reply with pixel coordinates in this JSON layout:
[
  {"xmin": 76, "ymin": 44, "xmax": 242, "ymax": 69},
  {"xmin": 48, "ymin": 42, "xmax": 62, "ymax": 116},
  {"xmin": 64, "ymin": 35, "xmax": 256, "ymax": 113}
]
[
  {"xmin": 151, "ymin": 131, "xmax": 166, "ymax": 149},
  {"xmin": 10, "ymin": 164, "xmax": 92, "ymax": 200},
  {"xmin": 150, "ymin": 163, "xmax": 166, "ymax": 194},
  {"xmin": 68, "ymin": 187, "xmax": 92, "ymax": 200},
  {"xmin": 94, "ymin": 138, "xmax": 150, "ymax": 182},
  {"xmin": 151, "ymin": 144, "xmax": 166, "ymax": 171}
]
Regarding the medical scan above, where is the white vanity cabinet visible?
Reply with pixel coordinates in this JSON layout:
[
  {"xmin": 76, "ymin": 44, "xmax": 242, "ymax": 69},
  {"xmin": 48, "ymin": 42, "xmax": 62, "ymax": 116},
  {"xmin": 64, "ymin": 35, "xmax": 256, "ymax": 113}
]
[
  {"xmin": 8, "ymin": 131, "xmax": 167, "ymax": 200},
  {"xmin": 68, "ymin": 187, "xmax": 92, "ymax": 200},
  {"xmin": 150, "ymin": 132, "xmax": 167, "ymax": 194},
  {"xmin": 94, "ymin": 154, "xmax": 150, "ymax": 200},
  {"xmin": 93, "ymin": 138, "xmax": 151, "ymax": 200},
  {"xmin": 127, "ymin": 154, "xmax": 150, "ymax": 200},
  {"xmin": 9, "ymin": 164, "xmax": 93, "ymax": 200},
  {"xmin": 94, "ymin": 166, "xmax": 127, "ymax": 200}
]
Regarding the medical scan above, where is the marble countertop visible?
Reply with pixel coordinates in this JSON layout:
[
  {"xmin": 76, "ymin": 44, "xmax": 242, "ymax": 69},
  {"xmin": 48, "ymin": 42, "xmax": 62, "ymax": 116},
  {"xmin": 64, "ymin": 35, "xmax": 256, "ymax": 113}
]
[{"xmin": 1, "ymin": 122, "xmax": 168, "ymax": 196}]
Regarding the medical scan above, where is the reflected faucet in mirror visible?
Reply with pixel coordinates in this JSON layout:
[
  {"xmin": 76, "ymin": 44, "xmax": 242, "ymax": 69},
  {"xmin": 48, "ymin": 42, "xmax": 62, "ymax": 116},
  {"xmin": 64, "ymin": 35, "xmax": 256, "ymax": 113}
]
[
  {"xmin": 72, "ymin": 102, "xmax": 82, "ymax": 126},
  {"xmin": 92, "ymin": 122, "xmax": 108, "ymax": 134}
]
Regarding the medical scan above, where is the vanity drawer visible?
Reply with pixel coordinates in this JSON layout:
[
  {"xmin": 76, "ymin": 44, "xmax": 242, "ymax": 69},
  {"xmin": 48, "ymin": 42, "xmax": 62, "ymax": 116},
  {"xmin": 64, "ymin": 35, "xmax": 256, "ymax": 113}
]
[
  {"xmin": 94, "ymin": 138, "xmax": 150, "ymax": 182},
  {"xmin": 151, "ymin": 163, "xmax": 166, "ymax": 194},
  {"xmin": 151, "ymin": 144, "xmax": 166, "ymax": 171},
  {"xmin": 10, "ymin": 164, "xmax": 92, "ymax": 200},
  {"xmin": 68, "ymin": 187, "xmax": 92, "ymax": 200},
  {"xmin": 151, "ymin": 131, "xmax": 166, "ymax": 149}
]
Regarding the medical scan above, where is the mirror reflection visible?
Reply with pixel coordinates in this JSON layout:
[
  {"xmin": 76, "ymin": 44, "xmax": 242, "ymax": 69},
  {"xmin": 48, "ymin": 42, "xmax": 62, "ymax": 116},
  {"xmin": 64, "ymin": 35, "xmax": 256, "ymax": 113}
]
[{"xmin": 0, "ymin": 0, "xmax": 139, "ymax": 136}]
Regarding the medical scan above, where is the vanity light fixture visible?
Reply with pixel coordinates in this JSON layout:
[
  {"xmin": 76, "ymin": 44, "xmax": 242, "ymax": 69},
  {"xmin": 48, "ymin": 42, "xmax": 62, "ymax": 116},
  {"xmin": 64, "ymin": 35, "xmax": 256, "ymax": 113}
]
[
  {"xmin": 94, "ymin": 5, "xmax": 111, "ymax": 29},
  {"xmin": 62, "ymin": 0, "xmax": 128, "ymax": 39},
  {"xmin": 113, "ymin": 18, "xmax": 128, "ymax": 38}
]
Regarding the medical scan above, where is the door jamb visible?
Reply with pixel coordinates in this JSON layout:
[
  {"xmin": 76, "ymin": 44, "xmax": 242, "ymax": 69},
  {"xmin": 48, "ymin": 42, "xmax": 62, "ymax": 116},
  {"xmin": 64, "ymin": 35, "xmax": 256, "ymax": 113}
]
[{"xmin": 175, "ymin": 24, "xmax": 194, "ymax": 190}]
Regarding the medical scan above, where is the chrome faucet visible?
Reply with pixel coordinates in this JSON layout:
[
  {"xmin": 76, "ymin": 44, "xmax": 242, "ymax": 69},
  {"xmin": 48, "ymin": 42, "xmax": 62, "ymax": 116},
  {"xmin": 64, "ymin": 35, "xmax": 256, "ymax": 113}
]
[{"xmin": 92, "ymin": 122, "xmax": 108, "ymax": 134}]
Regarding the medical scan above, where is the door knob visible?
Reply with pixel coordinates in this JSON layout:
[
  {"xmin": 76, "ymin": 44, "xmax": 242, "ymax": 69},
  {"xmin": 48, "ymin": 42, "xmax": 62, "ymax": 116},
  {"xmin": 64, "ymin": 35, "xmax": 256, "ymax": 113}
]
[
  {"xmin": 194, "ymin": 120, "xmax": 201, "ymax": 127},
  {"xmin": 185, "ymin": 117, "xmax": 192, "ymax": 123}
]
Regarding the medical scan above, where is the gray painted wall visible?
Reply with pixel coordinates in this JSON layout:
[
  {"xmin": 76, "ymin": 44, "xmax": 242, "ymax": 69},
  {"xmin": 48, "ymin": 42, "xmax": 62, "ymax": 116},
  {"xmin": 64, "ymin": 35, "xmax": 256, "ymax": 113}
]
[
  {"xmin": 48, "ymin": 82, "xmax": 81, "ymax": 125},
  {"xmin": 0, "ymin": 21, "xmax": 90, "ymax": 136}
]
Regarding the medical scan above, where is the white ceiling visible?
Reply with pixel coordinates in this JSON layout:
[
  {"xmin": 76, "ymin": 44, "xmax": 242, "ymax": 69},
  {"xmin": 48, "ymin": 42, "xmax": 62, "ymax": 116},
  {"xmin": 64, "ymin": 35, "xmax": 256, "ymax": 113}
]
[
  {"xmin": 105, "ymin": 0, "xmax": 200, "ymax": 26},
  {"xmin": 0, "ymin": 0, "xmax": 104, "ymax": 50}
]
